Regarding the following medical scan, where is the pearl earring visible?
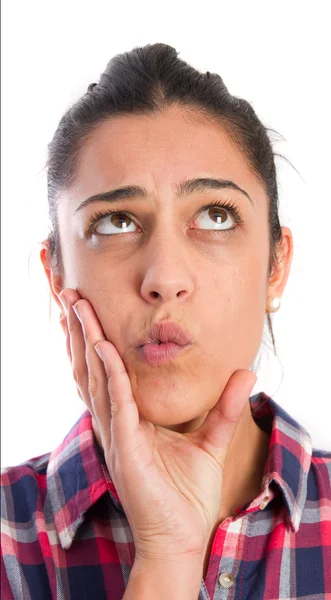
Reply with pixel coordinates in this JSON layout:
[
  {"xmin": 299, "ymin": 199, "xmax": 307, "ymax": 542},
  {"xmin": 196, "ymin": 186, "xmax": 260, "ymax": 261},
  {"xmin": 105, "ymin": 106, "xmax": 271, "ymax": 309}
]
[{"xmin": 266, "ymin": 296, "xmax": 281, "ymax": 313}]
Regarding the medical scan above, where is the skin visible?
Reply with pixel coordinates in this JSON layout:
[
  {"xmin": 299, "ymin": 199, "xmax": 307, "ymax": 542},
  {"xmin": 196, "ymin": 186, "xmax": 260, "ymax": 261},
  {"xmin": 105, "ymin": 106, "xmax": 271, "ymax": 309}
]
[{"xmin": 41, "ymin": 104, "xmax": 293, "ymax": 578}]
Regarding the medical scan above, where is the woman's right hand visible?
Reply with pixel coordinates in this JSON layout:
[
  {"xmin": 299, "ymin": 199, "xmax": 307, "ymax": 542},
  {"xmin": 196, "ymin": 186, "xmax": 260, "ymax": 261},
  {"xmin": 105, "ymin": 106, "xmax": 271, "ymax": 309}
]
[{"xmin": 59, "ymin": 288, "xmax": 257, "ymax": 566}]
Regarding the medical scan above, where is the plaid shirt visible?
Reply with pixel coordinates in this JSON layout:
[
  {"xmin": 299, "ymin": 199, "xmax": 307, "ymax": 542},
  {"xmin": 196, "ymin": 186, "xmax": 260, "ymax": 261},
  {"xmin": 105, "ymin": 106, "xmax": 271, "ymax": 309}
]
[{"xmin": 1, "ymin": 392, "xmax": 331, "ymax": 600}]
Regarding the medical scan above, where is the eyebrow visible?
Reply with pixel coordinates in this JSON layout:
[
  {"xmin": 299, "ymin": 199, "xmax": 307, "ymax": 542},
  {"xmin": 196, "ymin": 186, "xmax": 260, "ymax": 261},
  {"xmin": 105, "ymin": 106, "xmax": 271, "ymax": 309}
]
[{"xmin": 74, "ymin": 178, "xmax": 253, "ymax": 213}]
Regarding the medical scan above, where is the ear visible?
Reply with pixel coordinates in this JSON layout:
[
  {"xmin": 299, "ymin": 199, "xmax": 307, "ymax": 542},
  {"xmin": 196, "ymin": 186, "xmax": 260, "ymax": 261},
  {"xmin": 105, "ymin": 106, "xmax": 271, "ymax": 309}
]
[
  {"xmin": 267, "ymin": 226, "xmax": 294, "ymax": 300},
  {"xmin": 39, "ymin": 240, "xmax": 64, "ymax": 312}
]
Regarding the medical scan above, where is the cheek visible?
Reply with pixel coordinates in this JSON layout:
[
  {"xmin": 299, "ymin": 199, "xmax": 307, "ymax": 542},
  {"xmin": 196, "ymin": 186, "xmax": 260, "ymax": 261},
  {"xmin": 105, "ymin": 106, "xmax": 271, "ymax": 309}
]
[
  {"xmin": 71, "ymin": 265, "xmax": 127, "ymax": 340},
  {"xmin": 205, "ymin": 259, "xmax": 267, "ymax": 356},
  {"xmin": 69, "ymin": 232, "xmax": 267, "ymax": 368}
]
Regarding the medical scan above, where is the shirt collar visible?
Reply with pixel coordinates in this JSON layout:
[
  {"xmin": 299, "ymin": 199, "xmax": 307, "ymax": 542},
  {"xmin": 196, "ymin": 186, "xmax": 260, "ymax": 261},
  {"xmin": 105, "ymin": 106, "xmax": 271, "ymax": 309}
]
[
  {"xmin": 47, "ymin": 410, "xmax": 120, "ymax": 549},
  {"xmin": 47, "ymin": 393, "xmax": 312, "ymax": 549},
  {"xmin": 250, "ymin": 392, "xmax": 312, "ymax": 532}
]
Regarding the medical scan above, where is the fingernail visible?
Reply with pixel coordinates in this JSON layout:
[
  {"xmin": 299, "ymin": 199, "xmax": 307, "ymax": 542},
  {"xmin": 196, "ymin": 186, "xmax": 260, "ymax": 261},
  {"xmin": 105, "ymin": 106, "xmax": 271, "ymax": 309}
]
[
  {"xmin": 94, "ymin": 343, "xmax": 104, "ymax": 361},
  {"xmin": 59, "ymin": 293, "xmax": 68, "ymax": 316},
  {"xmin": 72, "ymin": 303, "xmax": 81, "ymax": 323}
]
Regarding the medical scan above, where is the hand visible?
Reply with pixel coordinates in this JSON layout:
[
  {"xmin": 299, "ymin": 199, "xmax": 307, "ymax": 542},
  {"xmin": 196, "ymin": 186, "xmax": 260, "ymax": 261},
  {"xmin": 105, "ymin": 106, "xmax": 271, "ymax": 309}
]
[{"xmin": 58, "ymin": 288, "xmax": 257, "ymax": 564}]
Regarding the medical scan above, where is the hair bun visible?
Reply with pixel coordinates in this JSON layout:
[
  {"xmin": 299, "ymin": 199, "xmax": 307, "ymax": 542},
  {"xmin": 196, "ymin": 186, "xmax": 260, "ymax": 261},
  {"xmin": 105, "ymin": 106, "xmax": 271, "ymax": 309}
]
[{"xmin": 87, "ymin": 82, "xmax": 98, "ymax": 92}]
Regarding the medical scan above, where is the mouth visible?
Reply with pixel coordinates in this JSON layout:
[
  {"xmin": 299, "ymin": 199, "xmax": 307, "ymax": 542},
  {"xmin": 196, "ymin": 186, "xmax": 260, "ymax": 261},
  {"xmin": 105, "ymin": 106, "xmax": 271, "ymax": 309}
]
[
  {"xmin": 137, "ymin": 341, "xmax": 192, "ymax": 366},
  {"xmin": 137, "ymin": 320, "xmax": 193, "ymax": 347},
  {"xmin": 136, "ymin": 319, "xmax": 193, "ymax": 366}
]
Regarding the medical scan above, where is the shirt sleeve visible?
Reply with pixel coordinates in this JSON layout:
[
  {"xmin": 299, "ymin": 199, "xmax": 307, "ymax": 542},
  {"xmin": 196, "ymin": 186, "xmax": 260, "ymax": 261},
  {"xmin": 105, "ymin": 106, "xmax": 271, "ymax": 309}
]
[{"xmin": 1, "ymin": 545, "xmax": 15, "ymax": 600}]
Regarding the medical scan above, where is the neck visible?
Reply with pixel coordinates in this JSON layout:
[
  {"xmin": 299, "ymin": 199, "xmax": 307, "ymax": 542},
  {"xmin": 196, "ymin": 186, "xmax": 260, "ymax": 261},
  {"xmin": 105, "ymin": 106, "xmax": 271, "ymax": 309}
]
[
  {"xmin": 163, "ymin": 397, "xmax": 270, "ymax": 519},
  {"xmin": 92, "ymin": 396, "xmax": 270, "ymax": 583},
  {"xmin": 165, "ymin": 397, "xmax": 270, "ymax": 516},
  {"xmin": 218, "ymin": 400, "xmax": 270, "ymax": 519},
  {"xmin": 201, "ymin": 400, "xmax": 270, "ymax": 579},
  {"xmin": 92, "ymin": 397, "xmax": 270, "ymax": 518}
]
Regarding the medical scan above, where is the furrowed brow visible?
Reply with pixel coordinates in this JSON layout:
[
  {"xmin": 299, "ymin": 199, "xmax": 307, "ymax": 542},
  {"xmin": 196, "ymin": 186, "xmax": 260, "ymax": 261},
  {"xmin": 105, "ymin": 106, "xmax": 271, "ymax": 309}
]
[{"xmin": 74, "ymin": 177, "xmax": 253, "ymax": 213}]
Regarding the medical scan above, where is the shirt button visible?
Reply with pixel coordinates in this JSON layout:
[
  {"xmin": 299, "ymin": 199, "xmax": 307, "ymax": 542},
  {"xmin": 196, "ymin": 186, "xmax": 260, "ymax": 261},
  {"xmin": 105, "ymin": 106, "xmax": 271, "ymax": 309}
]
[
  {"xmin": 259, "ymin": 495, "xmax": 269, "ymax": 510},
  {"xmin": 218, "ymin": 572, "xmax": 234, "ymax": 588}
]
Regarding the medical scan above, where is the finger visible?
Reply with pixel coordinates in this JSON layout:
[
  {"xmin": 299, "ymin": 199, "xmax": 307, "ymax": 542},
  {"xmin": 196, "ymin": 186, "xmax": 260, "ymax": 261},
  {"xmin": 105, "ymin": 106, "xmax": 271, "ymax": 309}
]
[
  {"xmin": 192, "ymin": 370, "xmax": 257, "ymax": 464},
  {"xmin": 71, "ymin": 300, "xmax": 110, "ymax": 448},
  {"xmin": 59, "ymin": 314, "xmax": 72, "ymax": 362},
  {"xmin": 93, "ymin": 339, "xmax": 141, "ymax": 462},
  {"xmin": 59, "ymin": 289, "xmax": 82, "ymax": 366},
  {"xmin": 60, "ymin": 290, "xmax": 91, "ymax": 413}
]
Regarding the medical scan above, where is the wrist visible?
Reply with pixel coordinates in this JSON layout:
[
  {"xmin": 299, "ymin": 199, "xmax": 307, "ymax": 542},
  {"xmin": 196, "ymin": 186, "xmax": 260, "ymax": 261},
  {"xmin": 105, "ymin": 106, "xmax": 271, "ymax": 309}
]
[{"xmin": 124, "ymin": 556, "xmax": 204, "ymax": 600}]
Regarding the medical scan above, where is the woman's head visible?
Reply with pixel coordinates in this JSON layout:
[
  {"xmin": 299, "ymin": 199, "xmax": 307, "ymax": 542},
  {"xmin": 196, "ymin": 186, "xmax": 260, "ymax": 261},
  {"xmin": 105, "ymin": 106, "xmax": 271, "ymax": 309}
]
[{"xmin": 41, "ymin": 43, "xmax": 293, "ymax": 427}]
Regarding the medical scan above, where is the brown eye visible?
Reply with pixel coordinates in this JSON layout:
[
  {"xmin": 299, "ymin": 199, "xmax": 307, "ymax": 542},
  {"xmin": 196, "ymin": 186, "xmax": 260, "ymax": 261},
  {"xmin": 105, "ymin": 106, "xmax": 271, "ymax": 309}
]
[
  {"xmin": 195, "ymin": 205, "xmax": 235, "ymax": 231},
  {"xmin": 88, "ymin": 200, "xmax": 243, "ymax": 238},
  {"xmin": 94, "ymin": 213, "xmax": 137, "ymax": 235}
]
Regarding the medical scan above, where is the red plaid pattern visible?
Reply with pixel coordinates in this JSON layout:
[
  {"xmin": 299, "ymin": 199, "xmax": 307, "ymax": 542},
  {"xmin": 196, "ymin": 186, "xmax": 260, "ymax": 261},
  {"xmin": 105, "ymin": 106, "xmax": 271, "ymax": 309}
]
[{"xmin": 2, "ymin": 392, "xmax": 331, "ymax": 599}]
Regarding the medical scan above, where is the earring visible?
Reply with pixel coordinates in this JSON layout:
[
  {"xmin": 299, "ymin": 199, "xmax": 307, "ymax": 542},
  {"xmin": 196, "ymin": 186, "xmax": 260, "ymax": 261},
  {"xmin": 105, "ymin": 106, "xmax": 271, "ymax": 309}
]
[{"xmin": 266, "ymin": 296, "xmax": 281, "ymax": 313}]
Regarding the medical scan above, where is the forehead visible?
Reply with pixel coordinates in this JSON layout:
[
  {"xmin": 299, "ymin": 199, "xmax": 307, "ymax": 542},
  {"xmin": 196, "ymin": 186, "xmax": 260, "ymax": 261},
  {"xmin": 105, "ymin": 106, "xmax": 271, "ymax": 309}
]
[{"xmin": 68, "ymin": 105, "xmax": 265, "ymax": 202}]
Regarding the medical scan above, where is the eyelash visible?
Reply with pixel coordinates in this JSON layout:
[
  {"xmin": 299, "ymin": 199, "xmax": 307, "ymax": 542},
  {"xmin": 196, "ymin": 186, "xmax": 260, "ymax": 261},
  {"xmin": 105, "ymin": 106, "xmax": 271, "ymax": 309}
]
[{"xmin": 87, "ymin": 199, "xmax": 244, "ymax": 237}]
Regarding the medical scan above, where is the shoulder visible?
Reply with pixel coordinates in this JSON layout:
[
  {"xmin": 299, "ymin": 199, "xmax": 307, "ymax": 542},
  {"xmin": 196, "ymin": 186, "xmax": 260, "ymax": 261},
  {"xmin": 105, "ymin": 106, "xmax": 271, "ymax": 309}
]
[
  {"xmin": 1, "ymin": 453, "xmax": 50, "ymax": 527},
  {"xmin": 306, "ymin": 447, "xmax": 331, "ymax": 502},
  {"xmin": 1, "ymin": 454, "xmax": 53, "ymax": 599},
  {"xmin": 310, "ymin": 447, "xmax": 331, "ymax": 474}
]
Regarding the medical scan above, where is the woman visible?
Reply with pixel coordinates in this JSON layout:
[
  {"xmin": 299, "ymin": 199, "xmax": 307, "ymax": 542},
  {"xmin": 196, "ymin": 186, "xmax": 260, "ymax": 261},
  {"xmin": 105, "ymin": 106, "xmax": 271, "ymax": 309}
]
[{"xmin": 1, "ymin": 43, "xmax": 330, "ymax": 600}]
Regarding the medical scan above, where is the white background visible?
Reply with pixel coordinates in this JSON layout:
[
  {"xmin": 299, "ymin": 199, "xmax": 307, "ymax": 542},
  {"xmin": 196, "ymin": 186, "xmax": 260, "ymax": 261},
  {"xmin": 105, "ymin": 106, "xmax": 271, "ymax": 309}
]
[{"xmin": 2, "ymin": 0, "xmax": 330, "ymax": 466}]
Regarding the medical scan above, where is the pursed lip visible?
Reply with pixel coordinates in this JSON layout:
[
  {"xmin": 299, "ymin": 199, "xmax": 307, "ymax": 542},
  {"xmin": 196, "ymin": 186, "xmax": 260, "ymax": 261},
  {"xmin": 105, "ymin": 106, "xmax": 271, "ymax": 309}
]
[{"xmin": 137, "ymin": 320, "xmax": 193, "ymax": 347}]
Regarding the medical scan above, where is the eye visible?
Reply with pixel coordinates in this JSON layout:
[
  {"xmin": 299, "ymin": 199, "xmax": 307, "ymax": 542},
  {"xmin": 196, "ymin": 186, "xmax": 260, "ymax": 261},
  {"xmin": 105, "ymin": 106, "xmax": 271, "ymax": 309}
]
[
  {"xmin": 92, "ymin": 212, "xmax": 137, "ymax": 236},
  {"xmin": 193, "ymin": 201, "xmax": 241, "ymax": 232},
  {"xmin": 88, "ymin": 199, "xmax": 243, "ymax": 237}
]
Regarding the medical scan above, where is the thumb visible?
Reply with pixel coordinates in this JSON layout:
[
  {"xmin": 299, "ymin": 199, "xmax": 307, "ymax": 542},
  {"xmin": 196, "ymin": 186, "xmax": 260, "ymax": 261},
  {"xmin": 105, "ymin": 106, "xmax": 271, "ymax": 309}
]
[{"xmin": 193, "ymin": 369, "xmax": 257, "ymax": 464}]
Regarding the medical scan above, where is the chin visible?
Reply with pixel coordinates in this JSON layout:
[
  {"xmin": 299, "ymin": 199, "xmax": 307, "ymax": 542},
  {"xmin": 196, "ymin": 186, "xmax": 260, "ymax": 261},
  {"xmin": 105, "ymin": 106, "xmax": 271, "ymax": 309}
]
[{"xmin": 132, "ymin": 385, "xmax": 206, "ymax": 428}]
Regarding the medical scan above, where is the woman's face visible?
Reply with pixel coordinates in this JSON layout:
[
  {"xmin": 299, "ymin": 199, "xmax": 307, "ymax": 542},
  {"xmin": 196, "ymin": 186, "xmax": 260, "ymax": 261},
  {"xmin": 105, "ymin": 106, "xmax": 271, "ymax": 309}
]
[{"xmin": 54, "ymin": 105, "xmax": 291, "ymax": 427}]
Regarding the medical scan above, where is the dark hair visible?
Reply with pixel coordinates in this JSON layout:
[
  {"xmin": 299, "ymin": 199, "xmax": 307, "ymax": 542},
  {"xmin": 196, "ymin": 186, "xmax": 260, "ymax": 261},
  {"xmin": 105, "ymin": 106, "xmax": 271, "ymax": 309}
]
[{"xmin": 46, "ymin": 42, "xmax": 286, "ymax": 356}]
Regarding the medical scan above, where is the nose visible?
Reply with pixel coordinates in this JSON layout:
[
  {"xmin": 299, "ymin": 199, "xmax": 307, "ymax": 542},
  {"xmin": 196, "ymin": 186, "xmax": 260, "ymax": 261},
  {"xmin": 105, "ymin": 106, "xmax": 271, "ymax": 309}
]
[{"xmin": 140, "ymin": 237, "xmax": 195, "ymax": 305}]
